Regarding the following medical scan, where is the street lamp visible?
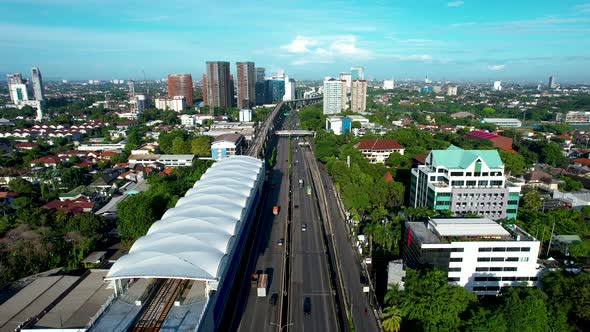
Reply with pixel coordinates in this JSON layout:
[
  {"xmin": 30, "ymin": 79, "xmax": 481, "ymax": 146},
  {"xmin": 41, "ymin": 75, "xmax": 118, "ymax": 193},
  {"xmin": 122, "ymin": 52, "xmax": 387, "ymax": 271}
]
[{"xmin": 270, "ymin": 322, "xmax": 294, "ymax": 332}]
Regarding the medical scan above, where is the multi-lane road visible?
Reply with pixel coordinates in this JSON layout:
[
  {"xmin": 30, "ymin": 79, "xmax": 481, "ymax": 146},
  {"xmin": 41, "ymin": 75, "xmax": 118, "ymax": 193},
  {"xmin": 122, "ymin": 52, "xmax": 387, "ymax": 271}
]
[
  {"xmin": 235, "ymin": 109, "xmax": 380, "ymax": 332},
  {"xmin": 287, "ymin": 139, "xmax": 339, "ymax": 332}
]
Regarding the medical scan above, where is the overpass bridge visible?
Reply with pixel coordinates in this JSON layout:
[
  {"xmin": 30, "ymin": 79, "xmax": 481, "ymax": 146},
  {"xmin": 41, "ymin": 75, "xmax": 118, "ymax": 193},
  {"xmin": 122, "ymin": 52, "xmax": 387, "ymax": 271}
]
[
  {"xmin": 275, "ymin": 130, "xmax": 315, "ymax": 137},
  {"xmin": 246, "ymin": 97, "xmax": 321, "ymax": 158}
]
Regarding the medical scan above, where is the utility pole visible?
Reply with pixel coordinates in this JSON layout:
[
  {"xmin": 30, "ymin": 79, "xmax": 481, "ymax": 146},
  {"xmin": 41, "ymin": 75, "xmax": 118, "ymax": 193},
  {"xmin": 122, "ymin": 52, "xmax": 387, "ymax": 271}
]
[{"xmin": 546, "ymin": 221, "xmax": 556, "ymax": 256}]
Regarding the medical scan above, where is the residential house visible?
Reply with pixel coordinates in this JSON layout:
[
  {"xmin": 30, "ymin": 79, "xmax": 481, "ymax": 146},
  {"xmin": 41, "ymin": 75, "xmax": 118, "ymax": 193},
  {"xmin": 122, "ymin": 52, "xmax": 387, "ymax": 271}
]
[{"xmin": 355, "ymin": 139, "xmax": 405, "ymax": 164}]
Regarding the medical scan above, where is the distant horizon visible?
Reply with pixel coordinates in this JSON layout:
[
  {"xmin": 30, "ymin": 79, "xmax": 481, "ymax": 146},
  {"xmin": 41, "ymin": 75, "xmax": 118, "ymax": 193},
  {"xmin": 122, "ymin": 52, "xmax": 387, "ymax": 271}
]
[{"xmin": 1, "ymin": 1, "xmax": 590, "ymax": 82}]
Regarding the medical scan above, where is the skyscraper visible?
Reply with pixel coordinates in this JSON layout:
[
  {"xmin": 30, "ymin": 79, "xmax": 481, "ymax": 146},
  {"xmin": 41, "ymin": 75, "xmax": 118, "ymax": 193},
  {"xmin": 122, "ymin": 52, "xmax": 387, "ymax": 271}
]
[
  {"xmin": 283, "ymin": 75, "xmax": 295, "ymax": 101},
  {"xmin": 6, "ymin": 73, "xmax": 28, "ymax": 104},
  {"xmin": 323, "ymin": 78, "xmax": 345, "ymax": 115},
  {"xmin": 236, "ymin": 62, "xmax": 256, "ymax": 109},
  {"xmin": 204, "ymin": 61, "xmax": 232, "ymax": 108},
  {"xmin": 351, "ymin": 80, "xmax": 367, "ymax": 113},
  {"xmin": 351, "ymin": 66, "xmax": 365, "ymax": 80},
  {"xmin": 339, "ymin": 72, "xmax": 352, "ymax": 90},
  {"xmin": 493, "ymin": 81, "xmax": 502, "ymax": 91},
  {"xmin": 255, "ymin": 67, "xmax": 265, "ymax": 83},
  {"xmin": 31, "ymin": 67, "xmax": 44, "ymax": 101},
  {"xmin": 167, "ymin": 74, "xmax": 193, "ymax": 107},
  {"xmin": 548, "ymin": 75, "xmax": 556, "ymax": 89}
]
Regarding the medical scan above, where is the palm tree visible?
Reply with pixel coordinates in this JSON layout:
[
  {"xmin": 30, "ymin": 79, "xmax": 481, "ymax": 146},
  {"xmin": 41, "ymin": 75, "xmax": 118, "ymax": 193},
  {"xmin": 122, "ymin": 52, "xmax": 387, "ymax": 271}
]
[{"xmin": 382, "ymin": 305, "xmax": 402, "ymax": 332}]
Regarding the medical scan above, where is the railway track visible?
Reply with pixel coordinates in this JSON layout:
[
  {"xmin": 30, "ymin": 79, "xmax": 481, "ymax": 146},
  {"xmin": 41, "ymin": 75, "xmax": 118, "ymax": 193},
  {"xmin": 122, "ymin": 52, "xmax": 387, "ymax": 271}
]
[{"xmin": 129, "ymin": 279, "xmax": 188, "ymax": 332}]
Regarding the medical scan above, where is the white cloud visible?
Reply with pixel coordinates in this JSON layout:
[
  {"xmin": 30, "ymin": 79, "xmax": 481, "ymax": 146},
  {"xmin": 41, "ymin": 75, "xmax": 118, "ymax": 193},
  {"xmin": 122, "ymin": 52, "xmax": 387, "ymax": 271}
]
[
  {"xmin": 447, "ymin": 1, "xmax": 464, "ymax": 7},
  {"xmin": 280, "ymin": 36, "xmax": 318, "ymax": 54},
  {"xmin": 487, "ymin": 64, "xmax": 506, "ymax": 70},
  {"xmin": 281, "ymin": 35, "xmax": 371, "ymax": 65}
]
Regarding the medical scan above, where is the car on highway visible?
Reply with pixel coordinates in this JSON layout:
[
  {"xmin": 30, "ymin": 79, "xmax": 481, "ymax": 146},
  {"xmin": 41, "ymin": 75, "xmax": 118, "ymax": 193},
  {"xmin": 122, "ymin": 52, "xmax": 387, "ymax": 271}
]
[
  {"xmin": 303, "ymin": 297, "xmax": 311, "ymax": 315},
  {"xmin": 269, "ymin": 293, "xmax": 278, "ymax": 305},
  {"xmin": 302, "ymin": 223, "xmax": 307, "ymax": 231},
  {"xmin": 277, "ymin": 238, "xmax": 284, "ymax": 246}
]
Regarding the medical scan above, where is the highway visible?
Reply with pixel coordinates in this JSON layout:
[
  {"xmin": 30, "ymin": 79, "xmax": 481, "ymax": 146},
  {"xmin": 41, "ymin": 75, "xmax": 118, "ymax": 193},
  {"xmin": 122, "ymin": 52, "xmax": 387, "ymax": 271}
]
[
  {"xmin": 287, "ymin": 141, "xmax": 339, "ymax": 332},
  {"xmin": 235, "ymin": 117, "xmax": 291, "ymax": 332},
  {"xmin": 311, "ymin": 145, "xmax": 382, "ymax": 332}
]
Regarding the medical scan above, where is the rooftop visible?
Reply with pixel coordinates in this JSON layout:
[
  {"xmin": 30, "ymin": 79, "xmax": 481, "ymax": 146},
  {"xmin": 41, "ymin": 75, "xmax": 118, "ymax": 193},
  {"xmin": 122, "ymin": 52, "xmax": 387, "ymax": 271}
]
[
  {"xmin": 428, "ymin": 145, "xmax": 504, "ymax": 169},
  {"xmin": 355, "ymin": 138, "xmax": 403, "ymax": 151}
]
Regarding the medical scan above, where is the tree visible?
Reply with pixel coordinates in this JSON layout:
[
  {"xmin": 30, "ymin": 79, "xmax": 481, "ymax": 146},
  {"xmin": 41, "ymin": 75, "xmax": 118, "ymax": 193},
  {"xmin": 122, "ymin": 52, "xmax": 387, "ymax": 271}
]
[
  {"xmin": 498, "ymin": 149, "xmax": 526, "ymax": 176},
  {"xmin": 501, "ymin": 287, "xmax": 549, "ymax": 332},
  {"xmin": 8, "ymin": 178, "xmax": 35, "ymax": 195},
  {"xmin": 117, "ymin": 193, "xmax": 168, "ymax": 241},
  {"xmin": 463, "ymin": 308, "xmax": 507, "ymax": 332},
  {"xmin": 61, "ymin": 167, "xmax": 88, "ymax": 190},
  {"xmin": 386, "ymin": 152, "xmax": 412, "ymax": 169},
  {"xmin": 382, "ymin": 306, "xmax": 402, "ymax": 332},
  {"xmin": 351, "ymin": 121, "xmax": 362, "ymax": 129},
  {"xmin": 540, "ymin": 143, "xmax": 568, "ymax": 166},
  {"xmin": 559, "ymin": 176, "xmax": 583, "ymax": 192},
  {"xmin": 191, "ymin": 136, "xmax": 212, "ymax": 156},
  {"xmin": 522, "ymin": 190, "xmax": 542, "ymax": 211},
  {"xmin": 395, "ymin": 269, "xmax": 477, "ymax": 331}
]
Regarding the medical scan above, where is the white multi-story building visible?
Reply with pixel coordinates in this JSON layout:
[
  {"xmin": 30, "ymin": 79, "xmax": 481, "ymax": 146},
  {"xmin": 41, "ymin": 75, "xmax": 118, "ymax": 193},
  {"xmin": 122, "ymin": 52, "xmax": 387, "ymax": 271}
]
[
  {"xmin": 340, "ymin": 73, "xmax": 352, "ymax": 90},
  {"xmin": 351, "ymin": 80, "xmax": 367, "ymax": 113},
  {"xmin": 211, "ymin": 133, "xmax": 244, "ymax": 160},
  {"xmin": 283, "ymin": 76, "xmax": 296, "ymax": 101},
  {"xmin": 180, "ymin": 114, "xmax": 196, "ymax": 127},
  {"xmin": 481, "ymin": 118, "xmax": 522, "ymax": 128},
  {"xmin": 383, "ymin": 80, "xmax": 395, "ymax": 90},
  {"xmin": 158, "ymin": 154, "xmax": 195, "ymax": 167},
  {"xmin": 565, "ymin": 111, "xmax": 590, "ymax": 123},
  {"xmin": 355, "ymin": 138, "xmax": 404, "ymax": 164},
  {"xmin": 410, "ymin": 145, "xmax": 521, "ymax": 220},
  {"xmin": 323, "ymin": 78, "xmax": 346, "ymax": 115},
  {"xmin": 8, "ymin": 83, "xmax": 29, "ymax": 103},
  {"xmin": 239, "ymin": 109, "xmax": 252, "ymax": 122},
  {"xmin": 154, "ymin": 96, "xmax": 186, "ymax": 112},
  {"xmin": 447, "ymin": 86, "xmax": 458, "ymax": 96},
  {"xmin": 402, "ymin": 218, "xmax": 540, "ymax": 296},
  {"xmin": 325, "ymin": 116, "xmax": 351, "ymax": 135},
  {"xmin": 493, "ymin": 81, "xmax": 502, "ymax": 91}
]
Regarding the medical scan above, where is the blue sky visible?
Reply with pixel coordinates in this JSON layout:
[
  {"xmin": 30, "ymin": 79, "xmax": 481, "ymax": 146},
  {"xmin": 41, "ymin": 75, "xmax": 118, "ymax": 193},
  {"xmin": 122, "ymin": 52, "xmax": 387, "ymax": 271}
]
[{"xmin": 1, "ymin": 0, "xmax": 590, "ymax": 82}]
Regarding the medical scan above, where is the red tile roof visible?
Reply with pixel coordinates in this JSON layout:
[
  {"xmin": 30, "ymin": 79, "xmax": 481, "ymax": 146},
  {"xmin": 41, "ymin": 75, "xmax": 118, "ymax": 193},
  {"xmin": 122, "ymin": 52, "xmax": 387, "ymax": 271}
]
[
  {"xmin": 356, "ymin": 139, "xmax": 404, "ymax": 151},
  {"xmin": 465, "ymin": 130, "xmax": 499, "ymax": 139},
  {"xmin": 573, "ymin": 158, "xmax": 590, "ymax": 167},
  {"xmin": 383, "ymin": 171, "xmax": 394, "ymax": 182}
]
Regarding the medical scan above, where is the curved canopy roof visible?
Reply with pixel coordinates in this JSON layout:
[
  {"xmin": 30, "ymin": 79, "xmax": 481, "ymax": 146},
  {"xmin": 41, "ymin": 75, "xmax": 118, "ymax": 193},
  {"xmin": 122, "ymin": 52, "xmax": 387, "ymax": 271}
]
[{"xmin": 106, "ymin": 156, "xmax": 263, "ymax": 281}]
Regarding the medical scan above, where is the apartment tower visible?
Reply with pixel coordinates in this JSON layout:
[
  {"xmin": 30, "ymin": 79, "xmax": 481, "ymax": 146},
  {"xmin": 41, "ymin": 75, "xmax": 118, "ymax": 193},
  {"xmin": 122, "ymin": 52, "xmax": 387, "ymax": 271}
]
[
  {"xmin": 204, "ymin": 61, "xmax": 232, "ymax": 108},
  {"xmin": 236, "ymin": 62, "xmax": 255, "ymax": 109},
  {"xmin": 167, "ymin": 74, "xmax": 193, "ymax": 107}
]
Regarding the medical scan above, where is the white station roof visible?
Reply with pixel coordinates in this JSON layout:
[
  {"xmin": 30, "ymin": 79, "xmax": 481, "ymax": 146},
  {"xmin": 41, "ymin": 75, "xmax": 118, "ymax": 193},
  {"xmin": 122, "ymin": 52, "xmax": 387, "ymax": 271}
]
[{"xmin": 106, "ymin": 156, "xmax": 263, "ymax": 282}]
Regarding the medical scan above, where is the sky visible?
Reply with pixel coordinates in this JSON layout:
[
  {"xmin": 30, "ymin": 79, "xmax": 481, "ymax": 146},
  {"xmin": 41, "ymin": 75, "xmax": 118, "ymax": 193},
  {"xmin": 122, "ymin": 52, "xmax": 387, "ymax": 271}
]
[{"xmin": 1, "ymin": 0, "xmax": 590, "ymax": 83}]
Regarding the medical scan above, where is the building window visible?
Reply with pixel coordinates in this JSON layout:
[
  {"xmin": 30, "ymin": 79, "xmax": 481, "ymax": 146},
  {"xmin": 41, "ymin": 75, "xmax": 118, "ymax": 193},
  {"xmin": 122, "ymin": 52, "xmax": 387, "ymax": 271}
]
[
  {"xmin": 492, "ymin": 247, "xmax": 506, "ymax": 252},
  {"xmin": 448, "ymin": 277, "xmax": 460, "ymax": 282},
  {"xmin": 504, "ymin": 267, "xmax": 517, "ymax": 272},
  {"xmin": 451, "ymin": 171, "xmax": 463, "ymax": 176},
  {"xmin": 479, "ymin": 247, "xmax": 493, "ymax": 252},
  {"xmin": 476, "ymin": 267, "xmax": 489, "ymax": 272},
  {"xmin": 449, "ymin": 267, "xmax": 461, "ymax": 272},
  {"xmin": 491, "ymin": 257, "xmax": 504, "ymax": 262},
  {"xmin": 505, "ymin": 257, "xmax": 519, "ymax": 262},
  {"xmin": 450, "ymin": 257, "xmax": 463, "ymax": 262},
  {"xmin": 467, "ymin": 180, "xmax": 476, "ymax": 186},
  {"xmin": 450, "ymin": 248, "xmax": 464, "ymax": 252},
  {"xmin": 477, "ymin": 257, "xmax": 491, "ymax": 262}
]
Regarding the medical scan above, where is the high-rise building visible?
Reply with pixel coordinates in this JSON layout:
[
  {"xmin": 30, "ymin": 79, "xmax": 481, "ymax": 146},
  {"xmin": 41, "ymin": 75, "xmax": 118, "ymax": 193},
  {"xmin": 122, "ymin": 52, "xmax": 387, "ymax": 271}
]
[
  {"xmin": 493, "ymin": 81, "xmax": 502, "ymax": 91},
  {"xmin": 351, "ymin": 66, "xmax": 364, "ymax": 80},
  {"xmin": 264, "ymin": 78, "xmax": 285, "ymax": 103},
  {"xmin": 6, "ymin": 73, "xmax": 23, "ymax": 86},
  {"xmin": 31, "ymin": 67, "xmax": 44, "ymax": 101},
  {"xmin": 350, "ymin": 80, "xmax": 367, "ymax": 113},
  {"xmin": 548, "ymin": 75, "xmax": 556, "ymax": 89},
  {"xmin": 202, "ymin": 74, "xmax": 208, "ymax": 106},
  {"xmin": 6, "ymin": 73, "xmax": 27, "ymax": 104},
  {"xmin": 204, "ymin": 61, "xmax": 232, "ymax": 108},
  {"xmin": 323, "ymin": 78, "xmax": 345, "ymax": 115},
  {"xmin": 167, "ymin": 74, "xmax": 193, "ymax": 107},
  {"xmin": 236, "ymin": 62, "xmax": 255, "ymax": 109},
  {"xmin": 447, "ymin": 86, "xmax": 458, "ymax": 96},
  {"xmin": 383, "ymin": 80, "xmax": 395, "ymax": 90},
  {"xmin": 339, "ymin": 72, "xmax": 352, "ymax": 90},
  {"xmin": 410, "ymin": 145, "xmax": 520, "ymax": 220},
  {"xmin": 283, "ymin": 76, "xmax": 296, "ymax": 101},
  {"xmin": 255, "ymin": 67, "xmax": 265, "ymax": 82},
  {"xmin": 229, "ymin": 74, "xmax": 235, "ymax": 107}
]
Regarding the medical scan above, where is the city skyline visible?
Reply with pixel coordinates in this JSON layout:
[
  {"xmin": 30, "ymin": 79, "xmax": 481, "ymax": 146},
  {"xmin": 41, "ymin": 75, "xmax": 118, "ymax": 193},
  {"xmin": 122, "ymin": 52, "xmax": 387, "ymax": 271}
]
[{"xmin": 1, "ymin": 1, "xmax": 590, "ymax": 82}]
